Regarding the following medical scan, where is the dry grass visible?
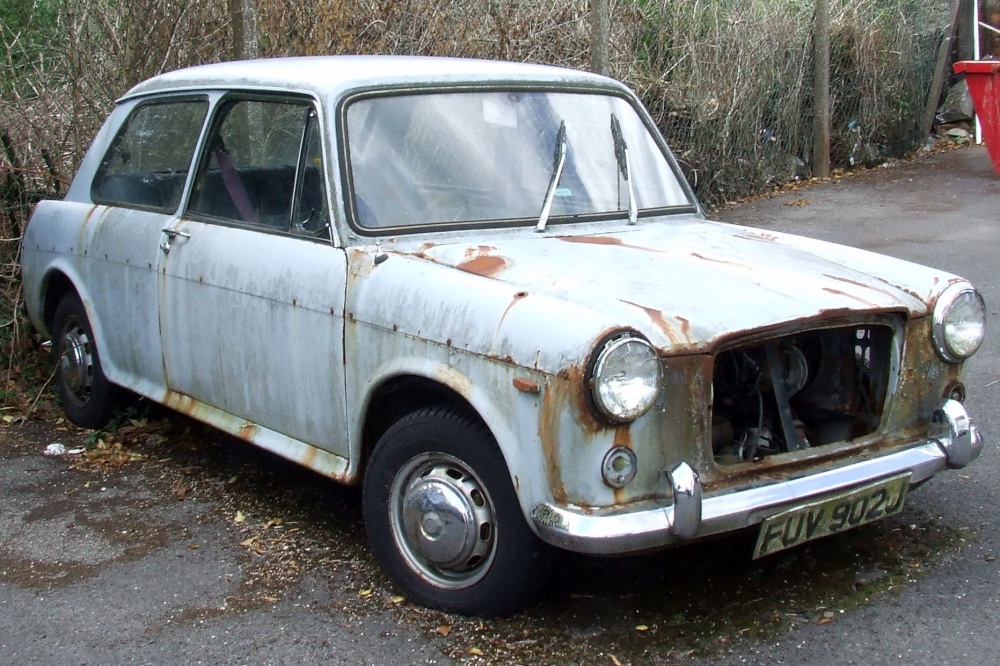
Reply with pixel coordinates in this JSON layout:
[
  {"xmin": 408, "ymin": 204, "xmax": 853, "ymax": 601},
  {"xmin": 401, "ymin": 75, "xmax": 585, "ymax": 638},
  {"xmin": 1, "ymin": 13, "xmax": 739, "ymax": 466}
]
[{"xmin": 0, "ymin": 0, "xmax": 953, "ymax": 394}]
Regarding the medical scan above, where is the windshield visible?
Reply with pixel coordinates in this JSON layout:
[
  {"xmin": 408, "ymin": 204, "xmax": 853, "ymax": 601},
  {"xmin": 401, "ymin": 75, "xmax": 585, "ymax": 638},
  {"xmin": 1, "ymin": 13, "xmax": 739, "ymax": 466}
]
[{"xmin": 345, "ymin": 90, "xmax": 692, "ymax": 231}]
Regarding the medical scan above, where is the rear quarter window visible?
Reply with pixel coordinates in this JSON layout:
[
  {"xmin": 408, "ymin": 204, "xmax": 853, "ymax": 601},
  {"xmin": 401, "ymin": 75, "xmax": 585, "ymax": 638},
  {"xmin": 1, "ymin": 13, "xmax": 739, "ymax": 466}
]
[{"xmin": 91, "ymin": 98, "xmax": 209, "ymax": 213}]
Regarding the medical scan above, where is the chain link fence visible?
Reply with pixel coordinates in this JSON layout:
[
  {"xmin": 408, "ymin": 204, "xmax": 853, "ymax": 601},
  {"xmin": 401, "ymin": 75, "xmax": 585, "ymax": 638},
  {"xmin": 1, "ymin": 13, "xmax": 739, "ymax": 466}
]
[{"xmin": 0, "ymin": 0, "xmax": 957, "ymax": 375}]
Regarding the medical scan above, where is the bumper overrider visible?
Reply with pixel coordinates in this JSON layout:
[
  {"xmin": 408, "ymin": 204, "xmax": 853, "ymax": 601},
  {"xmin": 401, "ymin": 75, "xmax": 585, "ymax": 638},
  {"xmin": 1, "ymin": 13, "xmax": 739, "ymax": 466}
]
[{"xmin": 531, "ymin": 399, "xmax": 983, "ymax": 555}]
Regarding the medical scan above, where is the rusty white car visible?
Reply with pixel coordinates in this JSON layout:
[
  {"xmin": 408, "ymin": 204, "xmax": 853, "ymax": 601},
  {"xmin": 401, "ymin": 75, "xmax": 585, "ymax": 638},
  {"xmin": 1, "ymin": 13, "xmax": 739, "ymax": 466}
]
[{"xmin": 21, "ymin": 56, "xmax": 986, "ymax": 616}]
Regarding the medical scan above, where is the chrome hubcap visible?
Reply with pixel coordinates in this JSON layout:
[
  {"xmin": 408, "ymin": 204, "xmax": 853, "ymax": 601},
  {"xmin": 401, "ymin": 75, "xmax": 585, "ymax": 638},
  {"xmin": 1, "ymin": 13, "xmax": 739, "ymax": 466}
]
[
  {"xmin": 390, "ymin": 453, "xmax": 497, "ymax": 589},
  {"xmin": 59, "ymin": 322, "xmax": 93, "ymax": 403}
]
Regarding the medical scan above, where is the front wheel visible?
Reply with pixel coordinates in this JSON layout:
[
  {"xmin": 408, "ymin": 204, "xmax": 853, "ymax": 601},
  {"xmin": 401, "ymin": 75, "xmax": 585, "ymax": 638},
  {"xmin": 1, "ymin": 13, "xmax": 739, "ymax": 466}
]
[
  {"xmin": 52, "ymin": 294, "xmax": 123, "ymax": 429},
  {"xmin": 362, "ymin": 407, "xmax": 552, "ymax": 616}
]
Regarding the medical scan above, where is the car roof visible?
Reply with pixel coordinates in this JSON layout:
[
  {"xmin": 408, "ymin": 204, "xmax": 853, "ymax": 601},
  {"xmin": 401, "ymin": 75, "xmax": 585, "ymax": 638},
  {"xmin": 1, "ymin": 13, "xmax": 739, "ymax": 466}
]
[{"xmin": 122, "ymin": 55, "xmax": 620, "ymax": 101}]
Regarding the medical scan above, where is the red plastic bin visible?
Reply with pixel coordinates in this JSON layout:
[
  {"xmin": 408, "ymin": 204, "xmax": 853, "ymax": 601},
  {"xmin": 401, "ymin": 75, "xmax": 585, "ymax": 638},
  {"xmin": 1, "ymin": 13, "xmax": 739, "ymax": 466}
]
[{"xmin": 954, "ymin": 60, "xmax": 1000, "ymax": 175}]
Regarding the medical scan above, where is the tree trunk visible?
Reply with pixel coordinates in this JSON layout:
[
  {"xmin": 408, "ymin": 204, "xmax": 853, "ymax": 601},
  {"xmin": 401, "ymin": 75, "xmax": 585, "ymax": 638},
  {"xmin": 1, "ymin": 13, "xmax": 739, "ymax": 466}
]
[
  {"xmin": 812, "ymin": 0, "xmax": 831, "ymax": 178},
  {"xmin": 591, "ymin": 0, "xmax": 610, "ymax": 76},
  {"xmin": 228, "ymin": 0, "xmax": 259, "ymax": 61}
]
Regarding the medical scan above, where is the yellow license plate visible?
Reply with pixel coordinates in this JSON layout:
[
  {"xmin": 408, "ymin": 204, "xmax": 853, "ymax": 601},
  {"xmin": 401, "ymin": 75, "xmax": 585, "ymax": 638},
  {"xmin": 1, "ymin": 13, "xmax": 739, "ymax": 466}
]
[{"xmin": 753, "ymin": 473, "xmax": 911, "ymax": 559}]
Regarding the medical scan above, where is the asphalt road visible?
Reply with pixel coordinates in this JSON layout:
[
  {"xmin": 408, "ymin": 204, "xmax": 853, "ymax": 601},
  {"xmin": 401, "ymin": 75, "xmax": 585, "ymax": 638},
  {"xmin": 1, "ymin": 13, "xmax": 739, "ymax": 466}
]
[
  {"xmin": 1, "ymin": 146, "xmax": 997, "ymax": 666},
  {"xmin": 707, "ymin": 146, "xmax": 1000, "ymax": 666}
]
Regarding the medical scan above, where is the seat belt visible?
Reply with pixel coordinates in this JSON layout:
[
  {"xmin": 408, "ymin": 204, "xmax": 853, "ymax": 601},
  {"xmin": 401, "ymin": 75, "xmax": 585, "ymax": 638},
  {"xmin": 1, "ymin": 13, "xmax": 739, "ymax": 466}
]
[{"xmin": 214, "ymin": 145, "xmax": 258, "ymax": 224}]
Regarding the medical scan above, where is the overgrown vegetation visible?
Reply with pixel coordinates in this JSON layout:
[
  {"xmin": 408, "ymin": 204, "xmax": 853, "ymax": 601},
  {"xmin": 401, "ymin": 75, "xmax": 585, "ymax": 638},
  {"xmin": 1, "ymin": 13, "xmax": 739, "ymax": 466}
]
[{"xmin": 0, "ymin": 0, "xmax": 954, "ymax": 403}]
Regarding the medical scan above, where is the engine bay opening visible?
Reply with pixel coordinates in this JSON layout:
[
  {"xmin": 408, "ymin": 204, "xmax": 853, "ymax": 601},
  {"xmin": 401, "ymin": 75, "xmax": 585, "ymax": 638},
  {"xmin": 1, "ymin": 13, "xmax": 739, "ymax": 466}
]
[{"xmin": 711, "ymin": 324, "xmax": 894, "ymax": 464}]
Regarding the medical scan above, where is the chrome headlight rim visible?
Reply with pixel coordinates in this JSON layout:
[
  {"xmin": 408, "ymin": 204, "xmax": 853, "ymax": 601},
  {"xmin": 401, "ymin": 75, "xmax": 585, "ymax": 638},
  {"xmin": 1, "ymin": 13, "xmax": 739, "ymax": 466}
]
[
  {"xmin": 586, "ymin": 331, "xmax": 663, "ymax": 424},
  {"xmin": 932, "ymin": 282, "xmax": 986, "ymax": 363}
]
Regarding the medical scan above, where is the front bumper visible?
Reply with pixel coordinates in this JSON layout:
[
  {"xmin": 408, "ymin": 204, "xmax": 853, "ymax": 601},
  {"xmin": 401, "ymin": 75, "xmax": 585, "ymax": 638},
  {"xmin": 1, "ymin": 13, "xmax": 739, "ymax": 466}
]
[{"xmin": 532, "ymin": 399, "xmax": 983, "ymax": 555}]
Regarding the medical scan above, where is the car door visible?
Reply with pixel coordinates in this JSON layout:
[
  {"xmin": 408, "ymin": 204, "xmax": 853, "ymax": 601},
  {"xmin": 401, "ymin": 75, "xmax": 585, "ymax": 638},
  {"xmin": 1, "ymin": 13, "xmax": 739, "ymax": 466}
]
[
  {"xmin": 158, "ymin": 95, "xmax": 350, "ymax": 456},
  {"xmin": 84, "ymin": 96, "xmax": 209, "ymax": 396}
]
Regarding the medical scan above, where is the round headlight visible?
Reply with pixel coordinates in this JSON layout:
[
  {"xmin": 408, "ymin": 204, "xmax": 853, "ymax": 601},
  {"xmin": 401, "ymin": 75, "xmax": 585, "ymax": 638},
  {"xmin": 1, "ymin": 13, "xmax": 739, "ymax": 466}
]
[
  {"xmin": 932, "ymin": 283, "xmax": 986, "ymax": 363},
  {"xmin": 589, "ymin": 335, "xmax": 662, "ymax": 423}
]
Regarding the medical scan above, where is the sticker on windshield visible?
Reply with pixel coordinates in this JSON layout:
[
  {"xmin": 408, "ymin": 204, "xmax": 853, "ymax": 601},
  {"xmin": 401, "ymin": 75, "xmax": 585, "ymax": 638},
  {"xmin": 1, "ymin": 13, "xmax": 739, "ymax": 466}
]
[
  {"xmin": 555, "ymin": 187, "xmax": 572, "ymax": 197},
  {"xmin": 483, "ymin": 98, "xmax": 518, "ymax": 128}
]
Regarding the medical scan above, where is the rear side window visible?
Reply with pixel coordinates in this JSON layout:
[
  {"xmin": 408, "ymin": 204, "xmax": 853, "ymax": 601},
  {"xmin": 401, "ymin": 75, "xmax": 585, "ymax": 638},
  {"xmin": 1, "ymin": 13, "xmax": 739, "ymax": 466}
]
[{"xmin": 91, "ymin": 99, "xmax": 208, "ymax": 213}]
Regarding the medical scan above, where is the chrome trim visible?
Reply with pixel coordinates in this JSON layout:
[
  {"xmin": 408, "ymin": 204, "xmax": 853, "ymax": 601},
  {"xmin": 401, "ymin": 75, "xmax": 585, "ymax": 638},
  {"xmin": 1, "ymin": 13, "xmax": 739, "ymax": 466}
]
[
  {"xmin": 665, "ymin": 462, "xmax": 701, "ymax": 539},
  {"xmin": 531, "ymin": 401, "xmax": 982, "ymax": 555},
  {"xmin": 930, "ymin": 398, "xmax": 982, "ymax": 468}
]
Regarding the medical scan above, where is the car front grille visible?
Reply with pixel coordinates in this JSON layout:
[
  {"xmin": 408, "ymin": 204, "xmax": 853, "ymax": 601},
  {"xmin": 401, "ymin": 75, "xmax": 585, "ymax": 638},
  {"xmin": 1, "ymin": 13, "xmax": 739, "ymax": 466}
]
[{"xmin": 710, "ymin": 322, "xmax": 895, "ymax": 465}]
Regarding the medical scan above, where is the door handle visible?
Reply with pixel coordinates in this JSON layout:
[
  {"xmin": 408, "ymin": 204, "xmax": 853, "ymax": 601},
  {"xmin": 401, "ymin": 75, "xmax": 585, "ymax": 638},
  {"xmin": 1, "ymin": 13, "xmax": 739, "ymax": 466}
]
[{"xmin": 160, "ymin": 228, "xmax": 191, "ymax": 253}]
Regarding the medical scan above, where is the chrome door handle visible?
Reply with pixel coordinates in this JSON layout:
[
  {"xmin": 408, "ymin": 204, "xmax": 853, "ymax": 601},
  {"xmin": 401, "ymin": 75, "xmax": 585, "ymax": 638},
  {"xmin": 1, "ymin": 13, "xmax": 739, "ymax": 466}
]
[{"xmin": 160, "ymin": 228, "xmax": 191, "ymax": 253}]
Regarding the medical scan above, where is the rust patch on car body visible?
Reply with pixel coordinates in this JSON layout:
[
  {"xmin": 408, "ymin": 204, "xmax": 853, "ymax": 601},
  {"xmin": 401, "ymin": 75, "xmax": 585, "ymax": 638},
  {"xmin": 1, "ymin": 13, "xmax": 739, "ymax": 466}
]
[
  {"xmin": 690, "ymin": 252, "xmax": 754, "ymax": 271},
  {"xmin": 555, "ymin": 235, "xmax": 623, "ymax": 246},
  {"xmin": 822, "ymin": 287, "xmax": 881, "ymax": 308},
  {"xmin": 554, "ymin": 235, "xmax": 664, "ymax": 254},
  {"xmin": 464, "ymin": 245, "xmax": 497, "ymax": 258},
  {"xmin": 238, "ymin": 422, "xmax": 258, "ymax": 441},
  {"xmin": 457, "ymin": 254, "xmax": 508, "ymax": 278},
  {"xmin": 497, "ymin": 290, "xmax": 529, "ymax": 332},
  {"xmin": 539, "ymin": 380, "xmax": 568, "ymax": 505},
  {"xmin": 163, "ymin": 389, "xmax": 198, "ymax": 417},
  {"xmin": 620, "ymin": 299, "xmax": 692, "ymax": 348},
  {"xmin": 823, "ymin": 273, "xmax": 896, "ymax": 297},
  {"xmin": 513, "ymin": 377, "xmax": 540, "ymax": 394},
  {"xmin": 676, "ymin": 316, "xmax": 691, "ymax": 336}
]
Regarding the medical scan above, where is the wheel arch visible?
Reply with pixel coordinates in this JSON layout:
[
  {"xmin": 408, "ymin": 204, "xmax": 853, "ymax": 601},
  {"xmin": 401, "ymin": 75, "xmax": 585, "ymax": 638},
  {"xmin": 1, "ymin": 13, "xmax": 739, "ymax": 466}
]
[
  {"xmin": 357, "ymin": 373, "xmax": 489, "ymax": 481},
  {"xmin": 42, "ymin": 269, "xmax": 81, "ymax": 335}
]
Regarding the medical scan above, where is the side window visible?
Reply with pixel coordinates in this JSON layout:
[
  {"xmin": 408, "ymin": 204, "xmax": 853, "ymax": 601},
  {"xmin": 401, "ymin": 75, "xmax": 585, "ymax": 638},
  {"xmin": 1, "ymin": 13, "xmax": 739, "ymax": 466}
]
[
  {"xmin": 91, "ymin": 99, "xmax": 208, "ymax": 212},
  {"xmin": 189, "ymin": 98, "xmax": 329, "ymax": 234}
]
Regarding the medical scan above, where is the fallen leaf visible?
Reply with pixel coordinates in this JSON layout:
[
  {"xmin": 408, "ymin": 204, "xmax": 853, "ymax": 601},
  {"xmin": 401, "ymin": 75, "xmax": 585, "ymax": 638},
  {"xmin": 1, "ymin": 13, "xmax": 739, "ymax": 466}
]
[
  {"xmin": 264, "ymin": 518, "xmax": 283, "ymax": 528},
  {"xmin": 468, "ymin": 648, "xmax": 484, "ymax": 656},
  {"xmin": 234, "ymin": 511, "xmax": 246, "ymax": 524},
  {"xmin": 187, "ymin": 543, "xmax": 200, "ymax": 550},
  {"xmin": 240, "ymin": 536, "xmax": 258, "ymax": 547},
  {"xmin": 610, "ymin": 655, "xmax": 624, "ymax": 666},
  {"xmin": 436, "ymin": 625, "xmax": 451, "ymax": 637},
  {"xmin": 635, "ymin": 624, "xmax": 649, "ymax": 632},
  {"xmin": 390, "ymin": 595, "xmax": 405, "ymax": 604},
  {"xmin": 359, "ymin": 588, "xmax": 373, "ymax": 597}
]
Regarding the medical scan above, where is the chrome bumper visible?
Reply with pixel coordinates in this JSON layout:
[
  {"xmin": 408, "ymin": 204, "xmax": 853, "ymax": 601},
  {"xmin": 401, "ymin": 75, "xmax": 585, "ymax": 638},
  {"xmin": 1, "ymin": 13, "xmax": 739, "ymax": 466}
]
[{"xmin": 532, "ymin": 399, "xmax": 983, "ymax": 555}]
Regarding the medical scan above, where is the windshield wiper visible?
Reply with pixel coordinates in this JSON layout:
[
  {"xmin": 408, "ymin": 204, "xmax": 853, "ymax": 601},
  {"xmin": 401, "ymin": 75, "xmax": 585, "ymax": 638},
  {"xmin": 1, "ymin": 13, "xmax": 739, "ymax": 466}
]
[
  {"xmin": 536, "ymin": 120, "xmax": 567, "ymax": 233},
  {"xmin": 611, "ymin": 113, "xmax": 637, "ymax": 225}
]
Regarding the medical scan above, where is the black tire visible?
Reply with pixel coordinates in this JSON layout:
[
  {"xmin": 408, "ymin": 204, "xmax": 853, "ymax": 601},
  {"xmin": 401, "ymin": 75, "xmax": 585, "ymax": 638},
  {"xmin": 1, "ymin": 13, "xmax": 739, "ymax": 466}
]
[
  {"xmin": 362, "ymin": 406, "xmax": 552, "ymax": 617},
  {"xmin": 52, "ymin": 294, "xmax": 123, "ymax": 429}
]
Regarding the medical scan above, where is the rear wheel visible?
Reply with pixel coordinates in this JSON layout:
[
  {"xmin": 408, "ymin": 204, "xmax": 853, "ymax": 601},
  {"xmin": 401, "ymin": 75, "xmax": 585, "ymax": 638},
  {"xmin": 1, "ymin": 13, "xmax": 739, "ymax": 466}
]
[
  {"xmin": 362, "ymin": 406, "xmax": 552, "ymax": 616},
  {"xmin": 52, "ymin": 294, "xmax": 123, "ymax": 429}
]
